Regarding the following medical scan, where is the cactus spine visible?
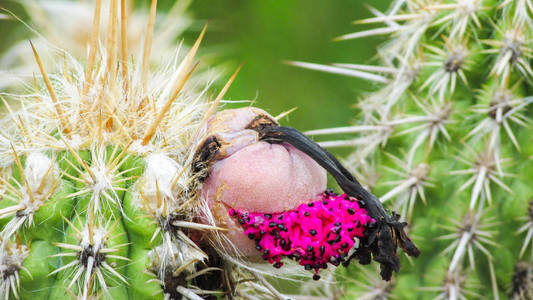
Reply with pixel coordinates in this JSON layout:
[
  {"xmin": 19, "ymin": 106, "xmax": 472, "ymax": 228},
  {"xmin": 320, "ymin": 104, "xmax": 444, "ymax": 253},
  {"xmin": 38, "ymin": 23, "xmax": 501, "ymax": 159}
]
[
  {"xmin": 295, "ymin": 0, "xmax": 533, "ymax": 298},
  {"xmin": 0, "ymin": 1, "xmax": 318, "ymax": 299}
]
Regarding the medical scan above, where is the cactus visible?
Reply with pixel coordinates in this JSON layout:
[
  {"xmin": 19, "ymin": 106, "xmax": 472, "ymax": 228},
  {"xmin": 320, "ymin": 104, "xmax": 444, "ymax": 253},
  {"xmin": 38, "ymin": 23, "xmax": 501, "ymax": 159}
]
[
  {"xmin": 292, "ymin": 0, "xmax": 533, "ymax": 298},
  {"xmin": 0, "ymin": 0, "xmax": 423, "ymax": 299},
  {"xmin": 0, "ymin": 1, "xmax": 271, "ymax": 298}
]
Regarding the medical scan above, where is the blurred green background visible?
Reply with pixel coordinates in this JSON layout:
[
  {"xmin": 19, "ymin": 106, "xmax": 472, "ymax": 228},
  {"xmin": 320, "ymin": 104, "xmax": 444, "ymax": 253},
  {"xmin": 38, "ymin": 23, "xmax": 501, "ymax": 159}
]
[
  {"xmin": 185, "ymin": 0, "xmax": 389, "ymax": 132},
  {"xmin": 0, "ymin": 0, "xmax": 389, "ymax": 137}
]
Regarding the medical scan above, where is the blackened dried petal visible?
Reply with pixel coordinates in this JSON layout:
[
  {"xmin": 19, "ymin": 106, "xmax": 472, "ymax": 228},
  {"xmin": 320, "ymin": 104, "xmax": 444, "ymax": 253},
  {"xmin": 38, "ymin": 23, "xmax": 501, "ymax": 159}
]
[{"xmin": 255, "ymin": 125, "xmax": 420, "ymax": 281}]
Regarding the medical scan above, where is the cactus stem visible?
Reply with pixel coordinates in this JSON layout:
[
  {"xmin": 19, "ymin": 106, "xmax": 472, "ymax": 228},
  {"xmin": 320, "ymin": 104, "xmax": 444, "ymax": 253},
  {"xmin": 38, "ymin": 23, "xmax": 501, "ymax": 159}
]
[
  {"xmin": 62, "ymin": 140, "xmax": 95, "ymax": 180},
  {"xmin": 108, "ymin": 142, "xmax": 133, "ymax": 171},
  {"xmin": 505, "ymin": 0, "xmax": 533, "ymax": 24},
  {"xmin": 420, "ymin": 37, "xmax": 470, "ymax": 101},
  {"xmin": 345, "ymin": 265, "xmax": 394, "ymax": 299},
  {"xmin": 381, "ymin": 157, "xmax": 432, "ymax": 220},
  {"xmin": 422, "ymin": 270, "xmax": 480, "ymax": 300},
  {"xmin": 66, "ymin": 145, "xmax": 128, "ymax": 214},
  {"xmin": 0, "ymin": 151, "xmax": 60, "ymax": 237},
  {"xmin": 289, "ymin": 0, "xmax": 533, "ymax": 296},
  {"xmin": 429, "ymin": 0, "xmax": 484, "ymax": 37},
  {"xmin": 469, "ymin": 84, "xmax": 532, "ymax": 153}
]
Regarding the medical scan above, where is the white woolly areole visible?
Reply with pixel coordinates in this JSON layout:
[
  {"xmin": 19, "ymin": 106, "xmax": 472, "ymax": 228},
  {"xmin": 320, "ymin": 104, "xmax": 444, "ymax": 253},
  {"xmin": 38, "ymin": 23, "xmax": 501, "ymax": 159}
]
[
  {"xmin": 135, "ymin": 153, "xmax": 191, "ymax": 220},
  {"xmin": 84, "ymin": 164, "xmax": 111, "ymax": 197},
  {"xmin": 0, "ymin": 152, "xmax": 60, "ymax": 238},
  {"xmin": 24, "ymin": 152, "xmax": 59, "ymax": 200},
  {"xmin": 80, "ymin": 226, "xmax": 107, "ymax": 256},
  {"xmin": 141, "ymin": 153, "xmax": 179, "ymax": 199},
  {"xmin": 130, "ymin": 140, "xmax": 154, "ymax": 156}
]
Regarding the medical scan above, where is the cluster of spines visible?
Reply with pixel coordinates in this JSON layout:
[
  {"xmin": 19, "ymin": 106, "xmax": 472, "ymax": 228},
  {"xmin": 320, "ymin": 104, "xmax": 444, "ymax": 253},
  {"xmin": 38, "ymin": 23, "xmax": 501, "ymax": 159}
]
[
  {"xmin": 229, "ymin": 191, "xmax": 373, "ymax": 280},
  {"xmin": 0, "ymin": 238, "xmax": 29, "ymax": 300},
  {"xmin": 0, "ymin": 0, "xmax": 317, "ymax": 298},
  {"xmin": 291, "ymin": 0, "xmax": 533, "ymax": 298}
]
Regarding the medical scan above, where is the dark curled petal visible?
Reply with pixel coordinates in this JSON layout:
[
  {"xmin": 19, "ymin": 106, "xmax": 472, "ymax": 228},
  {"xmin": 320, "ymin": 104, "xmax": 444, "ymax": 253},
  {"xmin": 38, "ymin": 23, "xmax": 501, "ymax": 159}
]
[
  {"xmin": 255, "ymin": 125, "xmax": 420, "ymax": 281},
  {"xmin": 245, "ymin": 113, "xmax": 279, "ymax": 132},
  {"xmin": 391, "ymin": 213, "xmax": 419, "ymax": 257},
  {"xmin": 349, "ymin": 241, "xmax": 372, "ymax": 266},
  {"xmin": 192, "ymin": 136, "xmax": 221, "ymax": 181},
  {"xmin": 373, "ymin": 222, "xmax": 400, "ymax": 280}
]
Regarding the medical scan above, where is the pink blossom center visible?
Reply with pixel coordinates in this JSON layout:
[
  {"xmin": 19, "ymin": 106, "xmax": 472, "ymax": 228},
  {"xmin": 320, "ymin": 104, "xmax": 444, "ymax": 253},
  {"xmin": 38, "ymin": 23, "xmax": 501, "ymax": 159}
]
[{"xmin": 229, "ymin": 191, "xmax": 375, "ymax": 280}]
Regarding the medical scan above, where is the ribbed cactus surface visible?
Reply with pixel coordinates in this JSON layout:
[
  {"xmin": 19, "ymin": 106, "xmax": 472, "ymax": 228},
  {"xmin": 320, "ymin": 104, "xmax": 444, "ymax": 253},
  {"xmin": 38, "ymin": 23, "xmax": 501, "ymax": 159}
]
[
  {"xmin": 0, "ymin": 0, "xmax": 233, "ymax": 298},
  {"xmin": 294, "ymin": 0, "xmax": 533, "ymax": 299}
]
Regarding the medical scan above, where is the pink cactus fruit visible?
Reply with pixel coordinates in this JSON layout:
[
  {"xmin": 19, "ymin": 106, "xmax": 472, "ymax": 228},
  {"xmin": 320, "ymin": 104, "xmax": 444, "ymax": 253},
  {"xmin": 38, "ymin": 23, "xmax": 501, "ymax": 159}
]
[
  {"xmin": 201, "ymin": 107, "xmax": 327, "ymax": 255},
  {"xmin": 200, "ymin": 108, "xmax": 374, "ymax": 278}
]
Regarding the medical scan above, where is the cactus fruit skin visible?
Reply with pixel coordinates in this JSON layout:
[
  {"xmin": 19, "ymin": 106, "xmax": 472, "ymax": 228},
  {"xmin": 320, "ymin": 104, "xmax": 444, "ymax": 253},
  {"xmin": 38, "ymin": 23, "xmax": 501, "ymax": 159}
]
[
  {"xmin": 200, "ymin": 107, "xmax": 328, "ymax": 256},
  {"xmin": 292, "ymin": 0, "xmax": 533, "ymax": 298}
]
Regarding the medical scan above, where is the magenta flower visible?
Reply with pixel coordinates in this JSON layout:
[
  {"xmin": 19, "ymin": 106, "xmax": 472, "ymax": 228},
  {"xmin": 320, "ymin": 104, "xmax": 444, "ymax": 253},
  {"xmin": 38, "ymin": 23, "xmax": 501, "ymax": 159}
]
[
  {"xmin": 196, "ymin": 107, "xmax": 419, "ymax": 281},
  {"xmin": 230, "ymin": 192, "xmax": 374, "ymax": 280}
]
